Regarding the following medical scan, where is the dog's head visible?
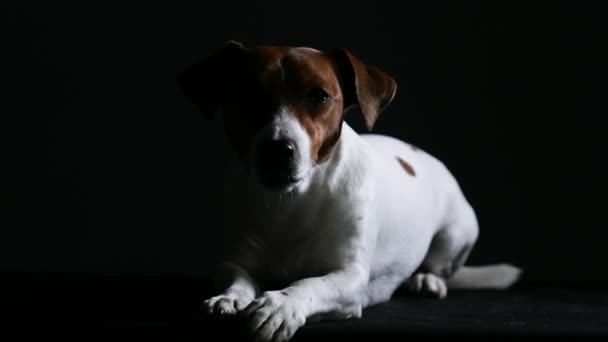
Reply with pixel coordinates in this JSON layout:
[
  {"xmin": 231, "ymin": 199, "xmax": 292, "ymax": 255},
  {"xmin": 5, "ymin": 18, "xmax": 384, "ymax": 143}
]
[{"xmin": 178, "ymin": 41, "xmax": 397, "ymax": 192}]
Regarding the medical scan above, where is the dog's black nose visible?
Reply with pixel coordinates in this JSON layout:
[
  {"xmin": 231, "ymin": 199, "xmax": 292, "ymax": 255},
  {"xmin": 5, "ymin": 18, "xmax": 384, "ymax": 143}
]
[
  {"xmin": 261, "ymin": 139, "xmax": 296, "ymax": 162},
  {"xmin": 258, "ymin": 138, "xmax": 298, "ymax": 190}
]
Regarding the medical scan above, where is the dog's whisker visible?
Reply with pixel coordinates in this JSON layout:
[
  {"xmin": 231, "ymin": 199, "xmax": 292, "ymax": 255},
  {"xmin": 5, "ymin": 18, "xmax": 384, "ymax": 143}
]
[{"xmin": 314, "ymin": 160, "xmax": 327, "ymax": 179}]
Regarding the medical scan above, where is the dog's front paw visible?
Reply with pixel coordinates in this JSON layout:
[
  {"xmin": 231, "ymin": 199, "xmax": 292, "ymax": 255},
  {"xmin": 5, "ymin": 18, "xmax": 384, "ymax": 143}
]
[
  {"xmin": 243, "ymin": 291, "xmax": 307, "ymax": 342},
  {"xmin": 202, "ymin": 292, "xmax": 254, "ymax": 316}
]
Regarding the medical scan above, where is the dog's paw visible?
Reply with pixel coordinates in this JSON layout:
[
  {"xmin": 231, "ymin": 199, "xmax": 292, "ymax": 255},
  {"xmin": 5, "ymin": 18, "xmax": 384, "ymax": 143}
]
[
  {"xmin": 202, "ymin": 292, "xmax": 254, "ymax": 316},
  {"xmin": 243, "ymin": 291, "xmax": 306, "ymax": 342},
  {"xmin": 407, "ymin": 273, "xmax": 448, "ymax": 299}
]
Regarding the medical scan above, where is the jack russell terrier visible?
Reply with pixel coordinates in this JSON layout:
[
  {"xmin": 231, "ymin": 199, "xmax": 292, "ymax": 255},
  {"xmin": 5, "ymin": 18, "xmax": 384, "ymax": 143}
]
[{"xmin": 177, "ymin": 41, "xmax": 522, "ymax": 342}]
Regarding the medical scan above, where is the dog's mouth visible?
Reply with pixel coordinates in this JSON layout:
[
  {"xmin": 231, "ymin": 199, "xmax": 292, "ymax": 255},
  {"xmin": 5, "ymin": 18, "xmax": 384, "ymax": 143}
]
[{"xmin": 258, "ymin": 171, "xmax": 303, "ymax": 192}]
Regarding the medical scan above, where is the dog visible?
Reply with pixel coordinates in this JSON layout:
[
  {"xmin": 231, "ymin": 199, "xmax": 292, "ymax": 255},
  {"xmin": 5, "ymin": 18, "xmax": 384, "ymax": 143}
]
[{"xmin": 177, "ymin": 41, "xmax": 522, "ymax": 342}]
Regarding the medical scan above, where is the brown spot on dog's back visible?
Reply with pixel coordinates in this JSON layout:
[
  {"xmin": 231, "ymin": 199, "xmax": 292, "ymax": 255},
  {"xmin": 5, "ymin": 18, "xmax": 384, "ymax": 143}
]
[
  {"xmin": 397, "ymin": 157, "xmax": 416, "ymax": 177},
  {"xmin": 409, "ymin": 144, "xmax": 420, "ymax": 152}
]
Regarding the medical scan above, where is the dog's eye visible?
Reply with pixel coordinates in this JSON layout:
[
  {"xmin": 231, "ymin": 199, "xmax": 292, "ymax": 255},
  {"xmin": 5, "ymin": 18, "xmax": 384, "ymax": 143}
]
[{"xmin": 306, "ymin": 87, "xmax": 331, "ymax": 105}]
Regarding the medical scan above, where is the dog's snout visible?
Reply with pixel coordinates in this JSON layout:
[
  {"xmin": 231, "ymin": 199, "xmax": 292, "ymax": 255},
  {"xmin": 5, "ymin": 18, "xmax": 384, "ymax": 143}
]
[
  {"xmin": 261, "ymin": 139, "xmax": 296, "ymax": 163},
  {"xmin": 256, "ymin": 138, "xmax": 301, "ymax": 191}
]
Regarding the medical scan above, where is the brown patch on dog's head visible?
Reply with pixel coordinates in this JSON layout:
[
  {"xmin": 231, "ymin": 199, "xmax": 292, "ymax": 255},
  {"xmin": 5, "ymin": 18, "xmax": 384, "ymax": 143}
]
[
  {"xmin": 279, "ymin": 49, "xmax": 346, "ymax": 163},
  {"xmin": 397, "ymin": 157, "xmax": 416, "ymax": 177}
]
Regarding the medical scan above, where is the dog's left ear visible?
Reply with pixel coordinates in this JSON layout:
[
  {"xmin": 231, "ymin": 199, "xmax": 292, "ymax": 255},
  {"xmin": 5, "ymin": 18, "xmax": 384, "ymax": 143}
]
[
  {"xmin": 177, "ymin": 41, "xmax": 244, "ymax": 119},
  {"xmin": 328, "ymin": 49, "xmax": 397, "ymax": 131}
]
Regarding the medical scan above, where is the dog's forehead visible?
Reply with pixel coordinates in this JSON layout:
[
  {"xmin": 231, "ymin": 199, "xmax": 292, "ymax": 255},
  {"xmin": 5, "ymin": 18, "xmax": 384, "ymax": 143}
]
[{"xmin": 247, "ymin": 46, "xmax": 337, "ymax": 85}]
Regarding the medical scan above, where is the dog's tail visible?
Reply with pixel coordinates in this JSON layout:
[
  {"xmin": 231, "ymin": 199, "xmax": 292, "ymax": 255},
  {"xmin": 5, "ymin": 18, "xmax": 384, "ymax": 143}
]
[{"xmin": 447, "ymin": 264, "xmax": 523, "ymax": 289}]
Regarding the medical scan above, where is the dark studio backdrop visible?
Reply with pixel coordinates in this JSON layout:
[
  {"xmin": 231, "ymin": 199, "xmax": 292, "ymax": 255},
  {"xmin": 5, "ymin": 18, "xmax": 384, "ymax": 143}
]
[{"xmin": 2, "ymin": 1, "xmax": 607, "ymax": 290}]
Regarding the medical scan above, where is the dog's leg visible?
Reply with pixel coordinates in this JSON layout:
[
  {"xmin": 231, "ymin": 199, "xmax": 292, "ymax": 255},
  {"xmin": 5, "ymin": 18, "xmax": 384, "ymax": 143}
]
[
  {"xmin": 406, "ymin": 232, "xmax": 474, "ymax": 299},
  {"xmin": 243, "ymin": 265, "xmax": 367, "ymax": 342},
  {"xmin": 202, "ymin": 261, "xmax": 260, "ymax": 316},
  {"xmin": 407, "ymin": 202, "xmax": 478, "ymax": 299}
]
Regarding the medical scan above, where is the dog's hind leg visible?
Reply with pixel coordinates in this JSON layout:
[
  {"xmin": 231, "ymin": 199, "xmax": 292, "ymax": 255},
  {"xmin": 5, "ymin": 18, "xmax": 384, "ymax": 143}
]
[{"xmin": 406, "ymin": 200, "xmax": 479, "ymax": 299}]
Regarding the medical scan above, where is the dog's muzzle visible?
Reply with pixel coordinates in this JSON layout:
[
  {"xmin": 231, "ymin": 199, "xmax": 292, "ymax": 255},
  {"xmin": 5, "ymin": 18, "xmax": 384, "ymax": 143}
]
[{"xmin": 257, "ymin": 138, "xmax": 301, "ymax": 191}]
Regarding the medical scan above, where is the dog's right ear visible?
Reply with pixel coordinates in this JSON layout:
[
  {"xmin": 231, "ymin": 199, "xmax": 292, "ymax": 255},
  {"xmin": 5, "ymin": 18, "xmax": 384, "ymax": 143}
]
[{"xmin": 177, "ymin": 41, "xmax": 244, "ymax": 119}]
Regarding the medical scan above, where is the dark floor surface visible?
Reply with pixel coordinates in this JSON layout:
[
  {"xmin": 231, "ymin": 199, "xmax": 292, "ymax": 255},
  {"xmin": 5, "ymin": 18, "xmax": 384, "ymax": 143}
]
[{"xmin": 4, "ymin": 272, "xmax": 608, "ymax": 341}]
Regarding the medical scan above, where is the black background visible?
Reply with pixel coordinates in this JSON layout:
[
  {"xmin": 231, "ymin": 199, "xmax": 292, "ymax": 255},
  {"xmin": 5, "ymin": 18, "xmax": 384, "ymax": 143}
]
[{"xmin": 2, "ymin": 1, "xmax": 607, "ymax": 289}]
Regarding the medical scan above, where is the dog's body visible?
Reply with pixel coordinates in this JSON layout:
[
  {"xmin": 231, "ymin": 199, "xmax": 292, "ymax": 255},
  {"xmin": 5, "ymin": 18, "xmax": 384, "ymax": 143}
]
[{"xmin": 178, "ymin": 42, "xmax": 521, "ymax": 341}]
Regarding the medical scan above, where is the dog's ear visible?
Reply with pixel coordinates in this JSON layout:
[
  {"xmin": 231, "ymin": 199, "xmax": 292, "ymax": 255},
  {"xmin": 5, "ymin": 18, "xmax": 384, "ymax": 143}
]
[
  {"xmin": 328, "ymin": 49, "xmax": 397, "ymax": 131},
  {"xmin": 177, "ymin": 41, "xmax": 244, "ymax": 119}
]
